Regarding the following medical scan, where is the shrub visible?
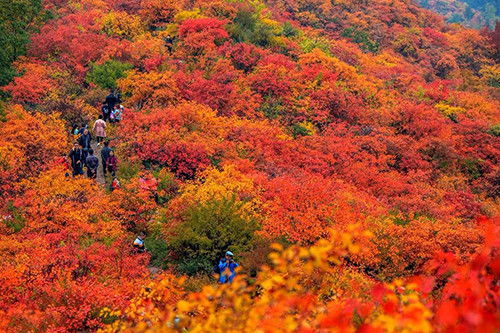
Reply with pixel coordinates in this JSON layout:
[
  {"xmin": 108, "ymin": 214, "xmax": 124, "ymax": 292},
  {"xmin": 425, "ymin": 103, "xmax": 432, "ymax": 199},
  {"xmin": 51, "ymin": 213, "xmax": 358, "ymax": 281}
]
[
  {"xmin": 168, "ymin": 197, "xmax": 260, "ymax": 276},
  {"xmin": 342, "ymin": 27, "xmax": 379, "ymax": 53},
  {"xmin": 86, "ymin": 60, "xmax": 132, "ymax": 90},
  {"xmin": 147, "ymin": 235, "xmax": 169, "ymax": 269}
]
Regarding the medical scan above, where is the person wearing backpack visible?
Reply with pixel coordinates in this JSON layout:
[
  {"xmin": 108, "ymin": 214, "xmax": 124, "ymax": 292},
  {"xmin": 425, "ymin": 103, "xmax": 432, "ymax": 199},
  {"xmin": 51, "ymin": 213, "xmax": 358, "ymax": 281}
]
[
  {"xmin": 85, "ymin": 149, "xmax": 99, "ymax": 179},
  {"xmin": 217, "ymin": 251, "xmax": 239, "ymax": 284}
]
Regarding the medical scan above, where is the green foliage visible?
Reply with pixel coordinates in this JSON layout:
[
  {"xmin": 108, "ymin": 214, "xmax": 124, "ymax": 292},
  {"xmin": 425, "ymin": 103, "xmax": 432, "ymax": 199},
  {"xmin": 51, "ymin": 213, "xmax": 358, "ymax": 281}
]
[
  {"xmin": 86, "ymin": 60, "xmax": 132, "ymax": 90},
  {"xmin": 282, "ymin": 21, "xmax": 298, "ymax": 38},
  {"xmin": 2, "ymin": 200, "xmax": 25, "ymax": 233},
  {"xmin": 0, "ymin": 0, "xmax": 43, "ymax": 88},
  {"xmin": 342, "ymin": 27, "xmax": 379, "ymax": 53},
  {"xmin": 460, "ymin": 158, "xmax": 483, "ymax": 181},
  {"xmin": 168, "ymin": 197, "xmax": 260, "ymax": 276},
  {"xmin": 487, "ymin": 124, "xmax": 500, "ymax": 137},
  {"xmin": 147, "ymin": 235, "xmax": 169, "ymax": 269},
  {"xmin": 117, "ymin": 160, "xmax": 141, "ymax": 181},
  {"xmin": 299, "ymin": 36, "xmax": 331, "ymax": 54},
  {"xmin": 290, "ymin": 123, "xmax": 311, "ymax": 138},
  {"xmin": 227, "ymin": 9, "xmax": 278, "ymax": 47},
  {"xmin": 152, "ymin": 169, "xmax": 178, "ymax": 205},
  {"xmin": 259, "ymin": 98, "xmax": 285, "ymax": 119},
  {"xmin": 0, "ymin": 100, "xmax": 6, "ymax": 122}
]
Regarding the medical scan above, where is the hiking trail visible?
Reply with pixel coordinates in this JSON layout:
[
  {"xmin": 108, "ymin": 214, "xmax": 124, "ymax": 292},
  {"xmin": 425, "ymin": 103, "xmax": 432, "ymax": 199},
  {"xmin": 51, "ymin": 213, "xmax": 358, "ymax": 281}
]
[{"xmin": 90, "ymin": 142, "xmax": 106, "ymax": 185}]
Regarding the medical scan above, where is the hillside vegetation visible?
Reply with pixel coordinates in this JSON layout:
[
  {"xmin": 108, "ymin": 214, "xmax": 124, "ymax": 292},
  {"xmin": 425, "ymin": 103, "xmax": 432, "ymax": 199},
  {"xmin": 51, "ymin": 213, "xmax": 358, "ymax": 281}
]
[{"xmin": 0, "ymin": 0, "xmax": 498, "ymax": 331}]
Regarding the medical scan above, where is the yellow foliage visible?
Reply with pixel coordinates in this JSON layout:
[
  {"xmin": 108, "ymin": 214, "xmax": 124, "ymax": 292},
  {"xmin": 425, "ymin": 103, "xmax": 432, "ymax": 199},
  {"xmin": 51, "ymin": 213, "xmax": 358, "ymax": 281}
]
[
  {"xmin": 435, "ymin": 102, "xmax": 466, "ymax": 119},
  {"xmin": 100, "ymin": 11, "xmax": 145, "ymax": 39},
  {"xmin": 100, "ymin": 225, "xmax": 432, "ymax": 332},
  {"xmin": 171, "ymin": 164, "xmax": 262, "ymax": 215}
]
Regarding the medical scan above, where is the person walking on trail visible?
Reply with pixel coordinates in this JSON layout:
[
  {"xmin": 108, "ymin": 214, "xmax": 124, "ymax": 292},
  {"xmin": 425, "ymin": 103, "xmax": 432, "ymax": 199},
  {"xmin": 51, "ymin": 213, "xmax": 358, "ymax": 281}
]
[
  {"xmin": 218, "ymin": 251, "xmax": 239, "ymax": 284},
  {"xmin": 101, "ymin": 103, "xmax": 111, "ymax": 122},
  {"xmin": 85, "ymin": 149, "xmax": 99, "ymax": 179},
  {"xmin": 111, "ymin": 177, "xmax": 121, "ymax": 191},
  {"xmin": 111, "ymin": 105, "xmax": 123, "ymax": 123},
  {"xmin": 101, "ymin": 141, "xmax": 112, "ymax": 177},
  {"xmin": 133, "ymin": 232, "xmax": 146, "ymax": 253},
  {"xmin": 79, "ymin": 124, "xmax": 88, "ymax": 135},
  {"xmin": 105, "ymin": 90, "xmax": 118, "ymax": 111},
  {"xmin": 93, "ymin": 115, "xmax": 107, "ymax": 146},
  {"xmin": 69, "ymin": 142, "xmax": 84, "ymax": 176},
  {"xmin": 78, "ymin": 128, "xmax": 92, "ymax": 161},
  {"xmin": 106, "ymin": 150, "xmax": 118, "ymax": 177}
]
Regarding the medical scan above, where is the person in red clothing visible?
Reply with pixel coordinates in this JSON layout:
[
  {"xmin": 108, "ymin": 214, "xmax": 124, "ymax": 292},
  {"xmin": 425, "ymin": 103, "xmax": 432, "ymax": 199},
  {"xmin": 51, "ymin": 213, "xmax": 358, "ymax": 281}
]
[
  {"xmin": 106, "ymin": 150, "xmax": 118, "ymax": 176},
  {"xmin": 111, "ymin": 177, "xmax": 121, "ymax": 191}
]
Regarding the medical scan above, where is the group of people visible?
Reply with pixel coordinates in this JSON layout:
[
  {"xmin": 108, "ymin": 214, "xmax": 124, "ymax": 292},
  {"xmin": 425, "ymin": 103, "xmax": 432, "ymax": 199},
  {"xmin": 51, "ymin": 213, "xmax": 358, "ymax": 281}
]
[
  {"xmin": 69, "ymin": 139, "xmax": 119, "ymax": 182},
  {"xmin": 101, "ymin": 91, "xmax": 123, "ymax": 123},
  {"xmin": 67, "ymin": 91, "xmax": 123, "ymax": 190},
  {"xmin": 133, "ymin": 232, "xmax": 239, "ymax": 284},
  {"xmin": 68, "ymin": 90, "xmax": 241, "ymax": 284}
]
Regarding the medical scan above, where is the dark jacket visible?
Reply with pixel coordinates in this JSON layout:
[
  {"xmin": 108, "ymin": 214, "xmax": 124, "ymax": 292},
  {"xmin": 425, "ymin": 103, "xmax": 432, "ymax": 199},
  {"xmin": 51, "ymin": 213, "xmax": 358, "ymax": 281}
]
[
  {"xmin": 101, "ymin": 105, "xmax": 110, "ymax": 116},
  {"xmin": 101, "ymin": 147, "xmax": 112, "ymax": 164},
  {"xmin": 78, "ymin": 133, "xmax": 92, "ymax": 149},
  {"xmin": 86, "ymin": 155, "xmax": 99, "ymax": 170},
  {"xmin": 69, "ymin": 148, "xmax": 83, "ymax": 168},
  {"xmin": 105, "ymin": 94, "xmax": 118, "ymax": 108}
]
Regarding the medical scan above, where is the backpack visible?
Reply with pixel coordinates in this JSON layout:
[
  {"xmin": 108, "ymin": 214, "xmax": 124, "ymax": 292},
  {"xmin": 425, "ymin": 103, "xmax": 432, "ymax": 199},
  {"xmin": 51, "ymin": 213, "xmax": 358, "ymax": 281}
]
[
  {"xmin": 87, "ymin": 156, "xmax": 98, "ymax": 169},
  {"xmin": 213, "ymin": 263, "xmax": 221, "ymax": 274}
]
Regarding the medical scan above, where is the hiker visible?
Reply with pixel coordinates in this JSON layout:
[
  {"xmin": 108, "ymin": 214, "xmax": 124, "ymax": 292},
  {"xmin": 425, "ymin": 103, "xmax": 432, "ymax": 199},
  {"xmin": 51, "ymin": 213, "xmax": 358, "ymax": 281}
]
[
  {"xmin": 69, "ymin": 142, "xmax": 84, "ymax": 176},
  {"xmin": 78, "ymin": 128, "xmax": 92, "ymax": 161},
  {"xmin": 105, "ymin": 90, "xmax": 118, "ymax": 111},
  {"xmin": 71, "ymin": 124, "xmax": 80, "ymax": 136},
  {"xmin": 106, "ymin": 150, "xmax": 118, "ymax": 177},
  {"xmin": 133, "ymin": 232, "xmax": 146, "ymax": 253},
  {"xmin": 111, "ymin": 105, "xmax": 123, "ymax": 123},
  {"xmin": 92, "ymin": 115, "xmax": 107, "ymax": 145},
  {"xmin": 218, "ymin": 251, "xmax": 239, "ymax": 284},
  {"xmin": 85, "ymin": 149, "xmax": 99, "ymax": 179},
  {"xmin": 111, "ymin": 177, "xmax": 121, "ymax": 191},
  {"xmin": 101, "ymin": 103, "xmax": 111, "ymax": 122},
  {"xmin": 101, "ymin": 141, "xmax": 112, "ymax": 177},
  {"xmin": 164, "ymin": 35, "xmax": 174, "ymax": 52},
  {"xmin": 79, "ymin": 124, "xmax": 88, "ymax": 135}
]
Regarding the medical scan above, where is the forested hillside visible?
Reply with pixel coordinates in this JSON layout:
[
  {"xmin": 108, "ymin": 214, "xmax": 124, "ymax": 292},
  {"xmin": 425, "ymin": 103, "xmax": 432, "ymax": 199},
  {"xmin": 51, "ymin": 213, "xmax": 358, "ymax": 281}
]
[
  {"xmin": 0, "ymin": 0, "xmax": 498, "ymax": 331},
  {"xmin": 418, "ymin": 0, "xmax": 498, "ymax": 28}
]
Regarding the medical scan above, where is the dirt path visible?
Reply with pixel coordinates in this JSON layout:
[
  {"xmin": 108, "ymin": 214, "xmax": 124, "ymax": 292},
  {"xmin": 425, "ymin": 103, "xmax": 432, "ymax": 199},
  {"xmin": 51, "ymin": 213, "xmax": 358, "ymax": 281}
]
[{"xmin": 90, "ymin": 142, "xmax": 106, "ymax": 185}]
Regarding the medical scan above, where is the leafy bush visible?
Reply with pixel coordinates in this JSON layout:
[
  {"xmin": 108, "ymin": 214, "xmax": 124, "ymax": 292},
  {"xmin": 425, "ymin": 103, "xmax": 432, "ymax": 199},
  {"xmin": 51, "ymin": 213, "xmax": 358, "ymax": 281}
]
[
  {"xmin": 168, "ymin": 197, "xmax": 260, "ymax": 276},
  {"xmin": 153, "ymin": 168, "xmax": 179, "ymax": 204},
  {"xmin": 86, "ymin": 60, "xmax": 132, "ymax": 90},
  {"xmin": 147, "ymin": 235, "xmax": 169, "ymax": 269},
  {"xmin": 117, "ymin": 160, "xmax": 141, "ymax": 181},
  {"xmin": 227, "ymin": 9, "xmax": 278, "ymax": 47},
  {"xmin": 487, "ymin": 124, "xmax": 500, "ymax": 137},
  {"xmin": 342, "ymin": 27, "xmax": 379, "ymax": 53}
]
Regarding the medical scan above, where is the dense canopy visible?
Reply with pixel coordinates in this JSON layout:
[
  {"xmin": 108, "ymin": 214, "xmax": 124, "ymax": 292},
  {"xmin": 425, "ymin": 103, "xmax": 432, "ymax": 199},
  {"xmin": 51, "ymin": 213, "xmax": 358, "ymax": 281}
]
[{"xmin": 0, "ymin": 0, "xmax": 498, "ymax": 331}]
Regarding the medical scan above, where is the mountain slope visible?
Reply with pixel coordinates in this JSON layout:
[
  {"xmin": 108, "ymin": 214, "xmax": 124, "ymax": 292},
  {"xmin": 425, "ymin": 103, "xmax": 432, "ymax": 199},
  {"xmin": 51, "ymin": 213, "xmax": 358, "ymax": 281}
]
[{"xmin": 0, "ymin": 0, "xmax": 498, "ymax": 331}]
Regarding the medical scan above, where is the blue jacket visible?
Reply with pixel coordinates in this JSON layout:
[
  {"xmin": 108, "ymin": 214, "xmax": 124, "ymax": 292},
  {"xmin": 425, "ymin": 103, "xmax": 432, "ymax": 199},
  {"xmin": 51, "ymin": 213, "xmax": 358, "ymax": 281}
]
[{"xmin": 218, "ymin": 258, "xmax": 238, "ymax": 283}]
